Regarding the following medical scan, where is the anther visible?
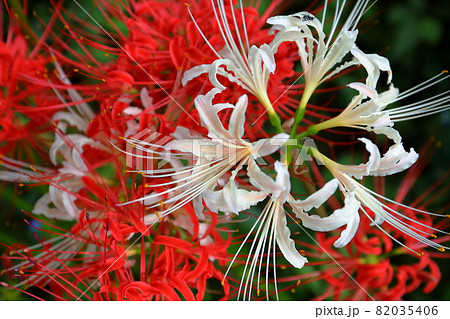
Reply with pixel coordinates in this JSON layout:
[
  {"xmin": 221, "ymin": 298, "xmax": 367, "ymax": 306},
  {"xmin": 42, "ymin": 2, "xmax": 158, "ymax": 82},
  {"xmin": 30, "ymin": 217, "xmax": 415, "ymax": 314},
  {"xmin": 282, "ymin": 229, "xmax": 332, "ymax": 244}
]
[
  {"xmin": 442, "ymin": 70, "xmax": 448, "ymax": 74},
  {"xmin": 430, "ymin": 234, "xmax": 437, "ymax": 238},
  {"xmin": 438, "ymin": 247, "xmax": 445, "ymax": 252}
]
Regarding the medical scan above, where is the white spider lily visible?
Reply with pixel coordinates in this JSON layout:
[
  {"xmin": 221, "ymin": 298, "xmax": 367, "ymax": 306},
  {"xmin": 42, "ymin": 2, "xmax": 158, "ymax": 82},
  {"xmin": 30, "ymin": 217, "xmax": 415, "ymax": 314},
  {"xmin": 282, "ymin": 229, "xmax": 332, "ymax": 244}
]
[
  {"xmin": 267, "ymin": 0, "xmax": 378, "ymax": 107},
  {"xmin": 121, "ymin": 88, "xmax": 289, "ymax": 219},
  {"xmin": 318, "ymin": 136, "xmax": 418, "ymax": 179},
  {"xmin": 223, "ymin": 161, "xmax": 308, "ymax": 300},
  {"xmin": 182, "ymin": 0, "xmax": 278, "ymax": 114},
  {"xmin": 309, "ymin": 148, "xmax": 449, "ymax": 255},
  {"xmin": 311, "ymin": 71, "xmax": 450, "ymax": 143}
]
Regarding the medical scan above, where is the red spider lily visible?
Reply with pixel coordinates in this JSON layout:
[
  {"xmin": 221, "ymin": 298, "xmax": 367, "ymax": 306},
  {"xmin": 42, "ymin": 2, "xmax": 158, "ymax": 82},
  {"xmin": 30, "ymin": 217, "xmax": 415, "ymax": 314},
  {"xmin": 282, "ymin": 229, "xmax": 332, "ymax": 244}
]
[
  {"xmin": 0, "ymin": 17, "xmax": 56, "ymax": 161},
  {"xmin": 1, "ymin": 135, "xmax": 233, "ymax": 300},
  {"xmin": 1, "ymin": 207, "xmax": 232, "ymax": 300}
]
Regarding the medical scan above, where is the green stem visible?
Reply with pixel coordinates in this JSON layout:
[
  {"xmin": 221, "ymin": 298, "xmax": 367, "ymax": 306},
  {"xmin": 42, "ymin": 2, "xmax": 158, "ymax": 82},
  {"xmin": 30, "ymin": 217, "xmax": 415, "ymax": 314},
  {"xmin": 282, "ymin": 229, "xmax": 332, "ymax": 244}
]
[
  {"xmin": 268, "ymin": 111, "xmax": 284, "ymax": 133},
  {"xmin": 289, "ymin": 93, "xmax": 309, "ymax": 139}
]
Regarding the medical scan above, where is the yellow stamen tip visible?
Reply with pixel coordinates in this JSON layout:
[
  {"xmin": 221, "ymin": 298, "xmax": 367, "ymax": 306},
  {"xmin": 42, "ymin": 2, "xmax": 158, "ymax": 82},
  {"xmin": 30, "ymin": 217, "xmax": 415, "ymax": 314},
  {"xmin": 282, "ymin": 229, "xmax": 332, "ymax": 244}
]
[
  {"xmin": 430, "ymin": 234, "xmax": 437, "ymax": 238},
  {"xmin": 438, "ymin": 247, "xmax": 445, "ymax": 252},
  {"xmin": 184, "ymin": 2, "xmax": 190, "ymax": 7},
  {"xmin": 290, "ymin": 289, "xmax": 296, "ymax": 293},
  {"xmin": 221, "ymin": 280, "xmax": 225, "ymax": 286},
  {"xmin": 442, "ymin": 70, "xmax": 448, "ymax": 74},
  {"xmin": 257, "ymin": 289, "xmax": 260, "ymax": 296}
]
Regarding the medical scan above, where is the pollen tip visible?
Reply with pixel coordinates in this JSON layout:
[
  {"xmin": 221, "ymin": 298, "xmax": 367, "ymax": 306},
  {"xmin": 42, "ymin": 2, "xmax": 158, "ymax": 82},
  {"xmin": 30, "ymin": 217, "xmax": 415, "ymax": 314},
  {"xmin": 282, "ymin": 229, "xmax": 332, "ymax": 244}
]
[
  {"xmin": 280, "ymin": 265, "xmax": 287, "ymax": 270},
  {"xmin": 438, "ymin": 247, "xmax": 445, "ymax": 252},
  {"xmin": 18, "ymin": 183, "xmax": 24, "ymax": 187},
  {"xmin": 442, "ymin": 70, "xmax": 448, "ymax": 74},
  {"xmin": 290, "ymin": 288, "xmax": 296, "ymax": 293},
  {"xmin": 430, "ymin": 234, "xmax": 437, "ymax": 238},
  {"xmin": 184, "ymin": 2, "xmax": 190, "ymax": 8},
  {"xmin": 257, "ymin": 289, "xmax": 260, "ymax": 296},
  {"xmin": 9, "ymin": 251, "xmax": 14, "ymax": 256},
  {"xmin": 221, "ymin": 279, "xmax": 225, "ymax": 286},
  {"xmin": 446, "ymin": 214, "xmax": 450, "ymax": 218}
]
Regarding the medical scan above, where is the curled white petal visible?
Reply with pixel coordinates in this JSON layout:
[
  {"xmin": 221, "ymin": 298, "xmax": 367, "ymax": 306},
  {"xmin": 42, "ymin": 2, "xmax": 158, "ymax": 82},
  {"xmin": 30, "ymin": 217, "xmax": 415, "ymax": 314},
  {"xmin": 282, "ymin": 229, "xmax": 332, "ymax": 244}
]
[
  {"xmin": 289, "ymin": 178, "xmax": 339, "ymax": 212},
  {"xmin": 275, "ymin": 204, "xmax": 308, "ymax": 269},
  {"xmin": 373, "ymin": 143, "xmax": 419, "ymax": 176}
]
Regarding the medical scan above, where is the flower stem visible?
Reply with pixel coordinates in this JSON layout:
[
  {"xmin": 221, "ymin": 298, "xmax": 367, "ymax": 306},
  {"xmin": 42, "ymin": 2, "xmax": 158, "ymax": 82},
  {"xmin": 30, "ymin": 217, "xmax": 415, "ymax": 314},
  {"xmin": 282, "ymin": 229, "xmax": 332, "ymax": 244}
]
[{"xmin": 260, "ymin": 95, "xmax": 284, "ymax": 133}]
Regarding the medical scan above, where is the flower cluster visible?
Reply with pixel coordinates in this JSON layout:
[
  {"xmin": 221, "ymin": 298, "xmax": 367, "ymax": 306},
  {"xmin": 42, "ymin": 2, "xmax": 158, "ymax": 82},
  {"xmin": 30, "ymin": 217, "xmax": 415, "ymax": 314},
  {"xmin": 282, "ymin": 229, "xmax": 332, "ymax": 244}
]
[{"xmin": 0, "ymin": 0, "xmax": 449, "ymax": 301}]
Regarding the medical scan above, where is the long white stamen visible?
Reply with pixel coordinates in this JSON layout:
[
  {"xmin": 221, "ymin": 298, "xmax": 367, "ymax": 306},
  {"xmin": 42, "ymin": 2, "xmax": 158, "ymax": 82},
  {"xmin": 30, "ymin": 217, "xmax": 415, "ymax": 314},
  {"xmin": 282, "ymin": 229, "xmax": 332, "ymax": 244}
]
[
  {"xmin": 228, "ymin": 0, "xmax": 249, "ymax": 64},
  {"xmin": 385, "ymin": 72, "xmax": 450, "ymax": 106},
  {"xmin": 223, "ymin": 205, "xmax": 268, "ymax": 294},
  {"xmin": 239, "ymin": 0, "xmax": 250, "ymax": 51},
  {"xmin": 362, "ymin": 184, "xmax": 448, "ymax": 218},
  {"xmin": 360, "ymin": 206, "xmax": 421, "ymax": 255},
  {"xmin": 186, "ymin": 4, "xmax": 222, "ymax": 59}
]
